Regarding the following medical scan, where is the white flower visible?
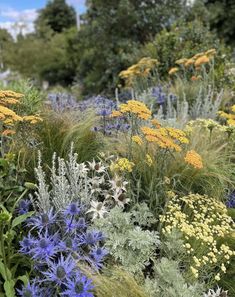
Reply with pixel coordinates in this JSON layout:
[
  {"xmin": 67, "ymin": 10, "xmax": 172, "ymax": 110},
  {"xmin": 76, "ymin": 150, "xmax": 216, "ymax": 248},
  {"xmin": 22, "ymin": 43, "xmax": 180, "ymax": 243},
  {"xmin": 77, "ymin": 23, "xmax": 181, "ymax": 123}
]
[{"xmin": 86, "ymin": 200, "xmax": 108, "ymax": 220}]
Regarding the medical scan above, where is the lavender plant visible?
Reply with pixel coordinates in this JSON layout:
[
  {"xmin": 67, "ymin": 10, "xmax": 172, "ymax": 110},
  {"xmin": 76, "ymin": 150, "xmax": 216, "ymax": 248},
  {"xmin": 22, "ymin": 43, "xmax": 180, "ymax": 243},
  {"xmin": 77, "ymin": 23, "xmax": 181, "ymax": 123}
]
[{"xmin": 18, "ymin": 201, "xmax": 108, "ymax": 296}]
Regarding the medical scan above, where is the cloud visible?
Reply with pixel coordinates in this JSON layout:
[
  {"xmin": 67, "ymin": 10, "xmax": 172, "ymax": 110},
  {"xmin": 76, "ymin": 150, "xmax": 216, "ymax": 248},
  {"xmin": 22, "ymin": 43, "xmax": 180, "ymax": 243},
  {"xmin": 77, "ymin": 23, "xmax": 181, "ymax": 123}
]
[
  {"xmin": 0, "ymin": 21, "xmax": 34, "ymax": 38},
  {"xmin": 0, "ymin": 8, "xmax": 38, "ymax": 22}
]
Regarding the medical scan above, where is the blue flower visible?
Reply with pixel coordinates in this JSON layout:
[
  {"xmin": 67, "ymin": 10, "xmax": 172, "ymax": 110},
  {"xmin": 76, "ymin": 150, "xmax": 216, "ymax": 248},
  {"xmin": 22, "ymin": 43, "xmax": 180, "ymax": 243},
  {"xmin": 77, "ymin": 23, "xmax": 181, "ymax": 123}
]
[
  {"xmin": 77, "ymin": 218, "xmax": 87, "ymax": 230},
  {"xmin": 61, "ymin": 272, "xmax": 94, "ymax": 297},
  {"xmin": 20, "ymin": 233, "xmax": 35, "ymax": 254},
  {"xmin": 30, "ymin": 231, "xmax": 57, "ymax": 261},
  {"xmin": 58, "ymin": 237, "xmax": 78, "ymax": 252},
  {"xmin": 27, "ymin": 209, "xmax": 56, "ymax": 232},
  {"xmin": 90, "ymin": 247, "xmax": 108, "ymax": 263},
  {"xmin": 17, "ymin": 281, "xmax": 41, "ymax": 297},
  {"xmin": 64, "ymin": 218, "xmax": 78, "ymax": 233},
  {"xmin": 79, "ymin": 231, "xmax": 104, "ymax": 246},
  {"xmin": 226, "ymin": 190, "xmax": 235, "ymax": 208},
  {"xmin": 64, "ymin": 203, "xmax": 81, "ymax": 216},
  {"xmin": 18, "ymin": 199, "xmax": 31, "ymax": 215},
  {"xmin": 42, "ymin": 254, "xmax": 76, "ymax": 286}
]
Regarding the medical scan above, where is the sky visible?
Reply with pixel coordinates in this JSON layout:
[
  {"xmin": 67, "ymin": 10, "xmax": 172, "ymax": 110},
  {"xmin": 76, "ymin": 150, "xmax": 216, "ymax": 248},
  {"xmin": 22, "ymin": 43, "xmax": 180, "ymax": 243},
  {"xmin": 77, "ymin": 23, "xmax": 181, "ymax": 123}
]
[{"xmin": 0, "ymin": 0, "xmax": 86, "ymax": 36}]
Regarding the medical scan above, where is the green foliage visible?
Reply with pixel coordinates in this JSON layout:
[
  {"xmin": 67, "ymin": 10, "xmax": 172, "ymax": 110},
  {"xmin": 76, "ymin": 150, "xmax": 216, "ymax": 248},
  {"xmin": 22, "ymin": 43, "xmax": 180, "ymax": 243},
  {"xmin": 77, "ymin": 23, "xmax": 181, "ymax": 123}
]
[
  {"xmin": 35, "ymin": 0, "xmax": 76, "ymax": 35},
  {"xmin": 0, "ymin": 80, "xmax": 43, "ymax": 115},
  {"xmin": 139, "ymin": 19, "xmax": 230, "ymax": 82},
  {"xmin": 94, "ymin": 206, "xmax": 160, "ymax": 274},
  {"xmin": 76, "ymin": 0, "xmax": 187, "ymax": 94},
  {"xmin": 204, "ymin": 0, "xmax": 235, "ymax": 47},
  {"xmin": 144, "ymin": 258, "xmax": 205, "ymax": 297},
  {"xmin": 0, "ymin": 154, "xmax": 26, "ymax": 206},
  {"xmin": 13, "ymin": 109, "xmax": 103, "ymax": 177},
  {"xmin": 6, "ymin": 29, "xmax": 78, "ymax": 86},
  {"xmin": 0, "ymin": 196, "xmax": 33, "ymax": 296},
  {"xmin": 0, "ymin": 29, "xmax": 13, "ymax": 71}
]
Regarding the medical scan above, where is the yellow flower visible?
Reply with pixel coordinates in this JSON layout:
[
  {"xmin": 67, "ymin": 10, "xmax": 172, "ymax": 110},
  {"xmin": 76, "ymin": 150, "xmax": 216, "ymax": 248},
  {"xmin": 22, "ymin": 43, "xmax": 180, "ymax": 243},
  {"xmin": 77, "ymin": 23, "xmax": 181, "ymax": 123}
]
[
  {"xmin": 185, "ymin": 59, "xmax": 195, "ymax": 67},
  {"xmin": 194, "ymin": 55, "xmax": 210, "ymax": 67},
  {"xmin": 184, "ymin": 150, "xmax": 203, "ymax": 169},
  {"xmin": 145, "ymin": 154, "xmax": 153, "ymax": 166},
  {"xmin": 205, "ymin": 49, "xmax": 216, "ymax": 56},
  {"xmin": 23, "ymin": 115, "xmax": 43, "ymax": 124},
  {"xmin": 119, "ymin": 100, "xmax": 152, "ymax": 120},
  {"xmin": 168, "ymin": 67, "xmax": 179, "ymax": 75},
  {"xmin": 110, "ymin": 110, "xmax": 122, "ymax": 118},
  {"xmin": 175, "ymin": 58, "xmax": 188, "ymax": 65},
  {"xmin": 132, "ymin": 135, "xmax": 143, "ymax": 145},
  {"xmin": 112, "ymin": 158, "xmax": 135, "ymax": 173}
]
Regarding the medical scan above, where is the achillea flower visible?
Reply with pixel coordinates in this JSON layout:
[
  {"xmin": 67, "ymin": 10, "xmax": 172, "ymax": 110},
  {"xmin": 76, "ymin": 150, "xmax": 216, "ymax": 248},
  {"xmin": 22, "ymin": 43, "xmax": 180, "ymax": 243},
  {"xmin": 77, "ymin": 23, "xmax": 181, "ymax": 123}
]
[
  {"xmin": 205, "ymin": 48, "xmax": 216, "ymax": 56},
  {"xmin": 110, "ymin": 110, "xmax": 122, "ymax": 117},
  {"xmin": 119, "ymin": 100, "xmax": 151, "ymax": 120},
  {"xmin": 2, "ymin": 129, "xmax": 16, "ymax": 136},
  {"xmin": 184, "ymin": 150, "xmax": 203, "ymax": 169},
  {"xmin": 194, "ymin": 55, "xmax": 210, "ymax": 67},
  {"xmin": 185, "ymin": 59, "xmax": 195, "ymax": 67},
  {"xmin": 112, "ymin": 158, "xmax": 135, "ymax": 173},
  {"xmin": 145, "ymin": 154, "xmax": 153, "ymax": 166},
  {"xmin": 23, "ymin": 115, "xmax": 43, "ymax": 124},
  {"xmin": 168, "ymin": 67, "xmax": 179, "ymax": 75},
  {"xmin": 175, "ymin": 58, "xmax": 188, "ymax": 65},
  {"xmin": 191, "ymin": 75, "xmax": 199, "ymax": 81},
  {"xmin": 132, "ymin": 135, "xmax": 143, "ymax": 145}
]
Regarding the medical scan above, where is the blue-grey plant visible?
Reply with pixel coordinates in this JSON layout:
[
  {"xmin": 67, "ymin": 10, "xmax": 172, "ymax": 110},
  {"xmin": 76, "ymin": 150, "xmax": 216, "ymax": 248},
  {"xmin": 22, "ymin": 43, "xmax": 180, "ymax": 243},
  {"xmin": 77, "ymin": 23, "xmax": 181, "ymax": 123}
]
[
  {"xmin": 94, "ymin": 205, "xmax": 160, "ymax": 275},
  {"xmin": 32, "ymin": 148, "xmax": 129, "ymax": 215}
]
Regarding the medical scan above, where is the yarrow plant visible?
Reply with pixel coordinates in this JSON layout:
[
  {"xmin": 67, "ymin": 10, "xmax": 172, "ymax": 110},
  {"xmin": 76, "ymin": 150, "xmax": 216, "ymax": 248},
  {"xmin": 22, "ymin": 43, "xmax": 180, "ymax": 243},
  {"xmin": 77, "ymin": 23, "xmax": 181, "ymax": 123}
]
[
  {"xmin": 160, "ymin": 193, "xmax": 235, "ymax": 285},
  {"xmin": 18, "ymin": 201, "xmax": 108, "ymax": 296}
]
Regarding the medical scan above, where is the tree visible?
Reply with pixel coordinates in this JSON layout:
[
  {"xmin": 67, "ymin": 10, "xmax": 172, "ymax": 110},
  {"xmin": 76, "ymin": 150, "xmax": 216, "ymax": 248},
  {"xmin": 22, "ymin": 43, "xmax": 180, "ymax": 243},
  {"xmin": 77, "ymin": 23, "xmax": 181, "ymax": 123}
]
[
  {"xmin": 0, "ymin": 29, "xmax": 13, "ymax": 70},
  {"xmin": 199, "ymin": 0, "xmax": 235, "ymax": 47},
  {"xmin": 35, "ymin": 0, "xmax": 77, "ymax": 35},
  {"xmin": 76, "ymin": 0, "xmax": 188, "ymax": 95}
]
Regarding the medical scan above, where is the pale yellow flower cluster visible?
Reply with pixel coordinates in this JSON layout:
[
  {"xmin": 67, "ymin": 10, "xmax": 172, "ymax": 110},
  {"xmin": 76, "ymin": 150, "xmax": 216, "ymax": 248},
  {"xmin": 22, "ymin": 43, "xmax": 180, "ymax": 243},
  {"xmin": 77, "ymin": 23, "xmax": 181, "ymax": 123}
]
[
  {"xmin": 160, "ymin": 193, "xmax": 235, "ymax": 281},
  {"xmin": 119, "ymin": 57, "xmax": 158, "ymax": 86},
  {"xmin": 111, "ymin": 158, "xmax": 135, "ymax": 173}
]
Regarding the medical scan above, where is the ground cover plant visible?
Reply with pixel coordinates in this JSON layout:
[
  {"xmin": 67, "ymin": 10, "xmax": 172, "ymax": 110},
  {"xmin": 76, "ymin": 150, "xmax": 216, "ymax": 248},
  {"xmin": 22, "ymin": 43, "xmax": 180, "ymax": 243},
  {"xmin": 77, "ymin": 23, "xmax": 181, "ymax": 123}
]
[{"xmin": 1, "ymin": 0, "xmax": 235, "ymax": 296}]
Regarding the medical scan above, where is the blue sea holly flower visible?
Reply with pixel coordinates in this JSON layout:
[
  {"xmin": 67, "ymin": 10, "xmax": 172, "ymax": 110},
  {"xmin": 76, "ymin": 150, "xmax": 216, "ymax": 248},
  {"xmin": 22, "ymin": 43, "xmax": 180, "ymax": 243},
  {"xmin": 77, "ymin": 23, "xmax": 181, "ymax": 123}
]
[
  {"xmin": 42, "ymin": 254, "xmax": 76, "ymax": 286},
  {"xmin": 17, "ymin": 281, "xmax": 41, "ymax": 297},
  {"xmin": 20, "ymin": 233, "xmax": 35, "ymax": 254},
  {"xmin": 79, "ymin": 231, "xmax": 104, "ymax": 246},
  {"xmin": 65, "ymin": 202, "xmax": 81, "ymax": 216},
  {"xmin": 90, "ymin": 247, "xmax": 108, "ymax": 264},
  {"xmin": 62, "ymin": 273, "xmax": 94, "ymax": 297},
  {"xmin": 77, "ymin": 218, "xmax": 87, "ymax": 230},
  {"xmin": 226, "ymin": 190, "xmax": 235, "ymax": 208},
  {"xmin": 28, "ymin": 209, "xmax": 56, "ymax": 232},
  {"xmin": 64, "ymin": 217, "xmax": 78, "ymax": 233},
  {"xmin": 58, "ymin": 237, "xmax": 78, "ymax": 253},
  {"xmin": 18, "ymin": 199, "xmax": 31, "ymax": 215},
  {"xmin": 31, "ymin": 231, "xmax": 57, "ymax": 261}
]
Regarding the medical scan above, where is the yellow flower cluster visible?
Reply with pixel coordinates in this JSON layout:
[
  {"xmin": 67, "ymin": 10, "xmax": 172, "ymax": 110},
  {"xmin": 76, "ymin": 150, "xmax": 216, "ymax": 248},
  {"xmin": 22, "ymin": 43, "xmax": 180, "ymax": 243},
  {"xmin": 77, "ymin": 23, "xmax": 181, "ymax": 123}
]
[
  {"xmin": 184, "ymin": 150, "xmax": 203, "ymax": 169},
  {"xmin": 119, "ymin": 57, "xmax": 158, "ymax": 86},
  {"xmin": 111, "ymin": 158, "xmax": 135, "ymax": 173},
  {"xmin": 218, "ymin": 106, "xmax": 235, "ymax": 126},
  {"xmin": 169, "ymin": 48, "xmax": 216, "ymax": 76},
  {"xmin": 145, "ymin": 154, "xmax": 153, "ymax": 166},
  {"xmin": 132, "ymin": 135, "xmax": 143, "ymax": 145},
  {"xmin": 118, "ymin": 100, "xmax": 152, "ymax": 120},
  {"xmin": 0, "ymin": 90, "xmax": 43, "ymax": 136},
  {"xmin": 160, "ymin": 193, "xmax": 235, "ymax": 281},
  {"xmin": 141, "ymin": 126, "xmax": 188, "ymax": 152}
]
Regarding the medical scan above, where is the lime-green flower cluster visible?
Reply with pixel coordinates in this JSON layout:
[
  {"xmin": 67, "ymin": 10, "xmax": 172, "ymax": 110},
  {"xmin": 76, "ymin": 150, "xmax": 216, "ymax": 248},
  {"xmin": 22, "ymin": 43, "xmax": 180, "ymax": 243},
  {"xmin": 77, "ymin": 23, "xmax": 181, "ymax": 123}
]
[
  {"xmin": 160, "ymin": 193, "xmax": 235, "ymax": 283},
  {"xmin": 111, "ymin": 158, "xmax": 135, "ymax": 173}
]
